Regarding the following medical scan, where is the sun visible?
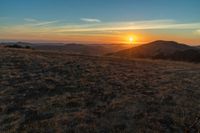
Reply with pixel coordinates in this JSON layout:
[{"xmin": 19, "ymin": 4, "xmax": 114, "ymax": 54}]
[
  {"xmin": 123, "ymin": 34, "xmax": 138, "ymax": 45},
  {"xmin": 129, "ymin": 37, "xmax": 134, "ymax": 43},
  {"xmin": 129, "ymin": 36, "xmax": 135, "ymax": 44}
]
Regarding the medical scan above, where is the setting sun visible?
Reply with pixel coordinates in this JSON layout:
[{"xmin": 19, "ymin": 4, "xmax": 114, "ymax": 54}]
[
  {"xmin": 129, "ymin": 37, "xmax": 134, "ymax": 43},
  {"xmin": 126, "ymin": 35, "xmax": 138, "ymax": 45}
]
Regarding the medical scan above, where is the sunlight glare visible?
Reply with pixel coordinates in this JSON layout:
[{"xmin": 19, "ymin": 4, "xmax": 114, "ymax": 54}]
[{"xmin": 129, "ymin": 37, "xmax": 134, "ymax": 43}]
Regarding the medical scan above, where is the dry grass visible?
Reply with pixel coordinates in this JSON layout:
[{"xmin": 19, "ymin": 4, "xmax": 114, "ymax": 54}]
[{"xmin": 0, "ymin": 47, "xmax": 200, "ymax": 133}]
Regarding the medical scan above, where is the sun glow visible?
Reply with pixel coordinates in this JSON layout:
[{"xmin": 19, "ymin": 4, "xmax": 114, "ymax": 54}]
[
  {"xmin": 127, "ymin": 35, "xmax": 137, "ymax": 45},
  {"xmin": 129, "ymin": 37, "xmax": 134, "ymax": 43}
]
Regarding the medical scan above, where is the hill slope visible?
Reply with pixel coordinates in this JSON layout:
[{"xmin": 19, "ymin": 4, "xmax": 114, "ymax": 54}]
[
  {"xmin": 0, "ymin": 42, "xmax": 130, "ymax": 56},
  {"xmin": 108, "ymin": 40, "xmax": 200, "ymax": 62},
  {"xmin": 1, "ymin": 47, "xmax": 200, "ymax": 132}
]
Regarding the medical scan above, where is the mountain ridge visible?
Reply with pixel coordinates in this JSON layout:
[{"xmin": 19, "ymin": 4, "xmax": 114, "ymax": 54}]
[{"xmin": 0, "ymin": 42, "xmax": 130, "ymax": 56}]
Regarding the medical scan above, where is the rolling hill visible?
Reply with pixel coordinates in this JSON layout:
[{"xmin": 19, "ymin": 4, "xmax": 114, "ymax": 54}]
[
  {"xmin": 108, "ymin": 40, "xmax": 200, "ymax": 62},
  {"xmin": 0, "ymin": 42, "xmax": 130, "ymax": 56}
]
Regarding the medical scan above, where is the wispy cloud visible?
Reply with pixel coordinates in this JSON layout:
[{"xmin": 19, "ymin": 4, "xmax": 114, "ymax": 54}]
[
  {"xmin": 1, "ymin": 19, "xmax": 200, "ymax": 34},
  {"xmin": 24, "ymin": 18, "xmax": 59, "ymax": 26},
  {"xmin": 24, "ymin": 18, "xmax": 37, "ymax": 22},
  {"xmin": 81, "ymin": 18, "xmax": 101, "ymax": 23},
  {"xmin": 1, "ymin": 19, "xmax": 200, "ymax": 43},
  {"xmin": 56, "ymin": 19, "xmax": 200, "ymax": 33},
  {"xmin": 0, "ymin": 17, "xmax": 10, "ymax": 20},
  {"xmin": 31, "ymin": 20, "xmax": 59, "ymax": 26}
]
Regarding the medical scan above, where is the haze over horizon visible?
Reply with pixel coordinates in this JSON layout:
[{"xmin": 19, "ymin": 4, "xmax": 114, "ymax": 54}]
[{"xmin": 1, "ymin": 0, "xmax": 200, "ymax": 45}]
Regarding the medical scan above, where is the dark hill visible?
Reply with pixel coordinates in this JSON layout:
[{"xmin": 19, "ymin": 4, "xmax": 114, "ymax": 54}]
[{"xmin": 108, "ymin": 40, "xmax": 200, "ymax": 62}]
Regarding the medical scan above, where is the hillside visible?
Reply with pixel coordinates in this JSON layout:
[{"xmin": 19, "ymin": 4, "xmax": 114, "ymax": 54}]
[
  {"xmin": 1, "ymin": 47, "xmax": 200, "ymax": 132},
  {"xmin": 0, "ymin": 42, "xmax": 130, "ymax": 56},
  {"xmin": 108, "ymin": 40, "xmax": 200, "ymax": 62}
]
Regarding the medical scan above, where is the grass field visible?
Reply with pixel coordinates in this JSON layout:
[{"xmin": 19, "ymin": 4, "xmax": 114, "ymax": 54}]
[{"xmin": 0, "ymin": 47, "xmax": 200, "ymax": 132}]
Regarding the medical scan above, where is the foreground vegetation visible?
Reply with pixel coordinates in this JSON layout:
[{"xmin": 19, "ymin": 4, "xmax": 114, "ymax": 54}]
[{"xmin": 0, "ymin": 47, "xmax": 200, "ymax": 133}]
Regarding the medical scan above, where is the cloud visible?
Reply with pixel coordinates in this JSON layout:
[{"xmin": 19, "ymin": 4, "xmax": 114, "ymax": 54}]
[
  {"xmin": 56, "ymin": 19, "xmax": 200, "ymax": 33},
  {"xmin": 24, "ymin": 18, "xmax": 59, "ymax": 26},
  {"xmin": 0, "ymin": 17, "xmax": 10, "ymax": 20},
  {"xmin": 1, "ymin": 19, "xmax": 200, "ymax": 38},
  {"xmin": 31, "ymin": 20, "xmax": 59, "ymax": 26},
  {"xmin": 24, "ymin": 18, "xmax": 37, "ymax": 22},
  {"xmin": 81, "ymin": 18, "xmax": 101, "ymax": 23},
  {"xmin": 197, "ymin": 29, "xmax": 200, "ymax": 34}
]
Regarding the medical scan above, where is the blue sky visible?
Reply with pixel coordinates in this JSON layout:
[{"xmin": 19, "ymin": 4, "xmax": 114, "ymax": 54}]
[
  {"xmin": 1, "ymin": 0, "xmax": 200, "ymax": 22},
  {"xmin": 0, "ymin": 0, "xmax": 200, "ymax": 44}
]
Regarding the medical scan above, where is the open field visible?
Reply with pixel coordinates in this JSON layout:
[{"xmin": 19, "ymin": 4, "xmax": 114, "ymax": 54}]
[{"xmin": 0, "ymin": 47, "xmax": 200, "ymax": 133}]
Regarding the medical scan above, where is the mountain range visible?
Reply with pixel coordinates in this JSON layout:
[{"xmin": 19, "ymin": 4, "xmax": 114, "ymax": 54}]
[
  {"xmin": 1, "ymin": 40, "xmax": 200, "ymax": 62},
  {"xmin": 0, "ymin": 42, "xmax": 130, "ymax": 56}
]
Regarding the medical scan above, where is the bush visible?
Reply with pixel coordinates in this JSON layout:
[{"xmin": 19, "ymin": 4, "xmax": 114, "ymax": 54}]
[{"xmin": 5, "ymin": 44, "xmax": 32, "ymax": 49}]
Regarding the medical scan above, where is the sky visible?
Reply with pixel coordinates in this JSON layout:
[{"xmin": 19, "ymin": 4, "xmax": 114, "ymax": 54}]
[{"xmin": 0, "ymin": 0, "xmax": 200, "ymax": 45}]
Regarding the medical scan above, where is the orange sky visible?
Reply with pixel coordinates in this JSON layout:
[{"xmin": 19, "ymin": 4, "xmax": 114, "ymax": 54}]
[{"xmin": 1, "ymin": 20, "xmax": 200, "ymax": 45}]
